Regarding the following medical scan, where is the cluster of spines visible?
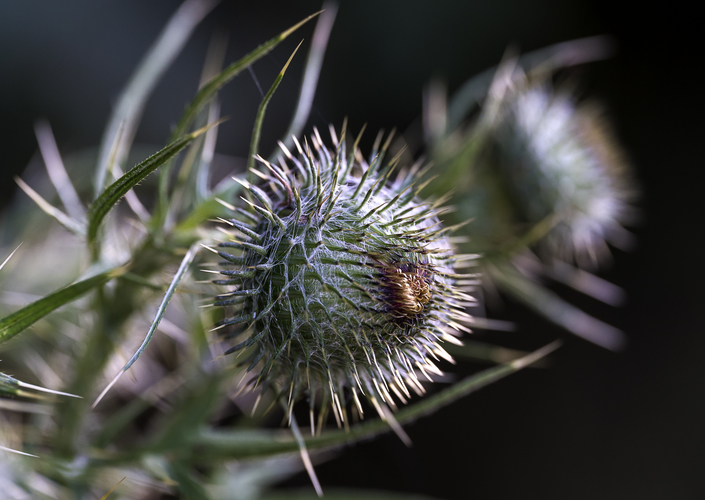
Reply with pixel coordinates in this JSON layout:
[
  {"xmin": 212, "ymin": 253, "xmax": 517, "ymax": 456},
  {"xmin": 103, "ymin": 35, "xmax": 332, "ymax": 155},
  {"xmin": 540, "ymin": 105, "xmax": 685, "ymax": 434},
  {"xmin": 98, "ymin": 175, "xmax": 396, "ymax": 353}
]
[{"xmin": 205, "ymin": 124, "xmax": 476, "ymax": 434}]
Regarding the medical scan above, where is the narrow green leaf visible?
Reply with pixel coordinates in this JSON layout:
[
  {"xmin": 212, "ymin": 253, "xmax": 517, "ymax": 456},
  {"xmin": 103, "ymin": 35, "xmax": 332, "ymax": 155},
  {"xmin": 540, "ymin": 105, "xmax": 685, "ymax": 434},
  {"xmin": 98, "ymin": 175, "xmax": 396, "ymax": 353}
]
[
  {"xmin": 0, "ymin": 268, "xmax": 124, "ymax": 345},
  {"xmin": 92, "ymin": 244, "xmax": 200, "ymax": 408},
  {"xmin": 172, "ymin": 13, "xmax": 320, "ymax": 142},
  {"xmin": 155, "ymin": 11, "xmax": 320, "ymax": 219},
  {"xmin": 248, "ymin": 40, "xmax": 304, "ymax": 182},
  {"xmin": 87, "ymin": 124, "xmax": 218, "ymax": 248},
  {"xmin": 186, "ymin": 342, "xmax": 560, "ymax": 461},
  {"xmin": 88, "ymin": 343, "xmax": 558, "ymax": 468}
]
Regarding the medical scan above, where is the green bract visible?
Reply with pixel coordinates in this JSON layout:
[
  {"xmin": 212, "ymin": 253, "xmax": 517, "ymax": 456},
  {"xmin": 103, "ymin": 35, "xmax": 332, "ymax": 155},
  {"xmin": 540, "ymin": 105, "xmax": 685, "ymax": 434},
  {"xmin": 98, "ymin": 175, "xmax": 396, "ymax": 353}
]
[{"xmin": 210, "ymin": 129, "xmax": 475, "ymax": 429}]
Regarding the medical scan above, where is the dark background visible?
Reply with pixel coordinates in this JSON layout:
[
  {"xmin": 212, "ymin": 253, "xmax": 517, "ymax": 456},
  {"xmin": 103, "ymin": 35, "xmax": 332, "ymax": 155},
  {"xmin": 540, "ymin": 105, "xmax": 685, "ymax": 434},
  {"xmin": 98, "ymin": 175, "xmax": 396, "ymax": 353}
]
[{"xmin": 0, "ymin": 1, "xmax": 702, "ymax": 499}]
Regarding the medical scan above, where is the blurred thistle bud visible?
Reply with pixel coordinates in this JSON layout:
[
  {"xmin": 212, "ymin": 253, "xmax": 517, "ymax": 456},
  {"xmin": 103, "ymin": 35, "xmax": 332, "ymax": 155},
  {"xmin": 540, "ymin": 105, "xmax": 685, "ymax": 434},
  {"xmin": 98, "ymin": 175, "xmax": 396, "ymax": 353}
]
[
  {"xmin": 429, "ymin": 69, "xmax": 636, "ymax": 268},
  {"xmin": 488, "ymin": 80, "xmax": 637, "ymax": 268},
  {"xmin": 421, "ymin": 49, "xmax": 637, "ymax": 350},
  {"xmin": 208, "ymin": 127, "xmax": 475, "ymax": 430}
]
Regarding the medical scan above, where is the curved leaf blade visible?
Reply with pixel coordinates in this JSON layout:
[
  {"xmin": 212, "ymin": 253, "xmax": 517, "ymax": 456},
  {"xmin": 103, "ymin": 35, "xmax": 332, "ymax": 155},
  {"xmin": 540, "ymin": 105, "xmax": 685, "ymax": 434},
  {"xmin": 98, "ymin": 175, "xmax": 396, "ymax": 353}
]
[
  {"xmin": 87, "ymin": 124, "xmax": 217, "ymax": 247},
  {"xmin": 171, "ymin": 12, "xmax": 321, "ymax": 142},
  {"xmin": 247, "ymin": 40, "xmax": 303, "ymax": 182},
  {"xmin": 0, "ymin": 268, "xmax": 123, "ymax": 345},
  {"xmin": 155, "ymin": 11, "xmax": 320, "ymax": 215},
  {"xmin": 15, "ymin": 177, "xmax": 86, "ymax": 236}
]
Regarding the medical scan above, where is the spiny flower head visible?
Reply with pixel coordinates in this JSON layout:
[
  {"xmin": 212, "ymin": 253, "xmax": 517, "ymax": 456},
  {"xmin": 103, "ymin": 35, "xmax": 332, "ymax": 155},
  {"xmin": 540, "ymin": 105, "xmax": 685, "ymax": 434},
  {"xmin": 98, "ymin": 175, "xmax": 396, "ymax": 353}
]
[
  {"xmin": 208, "ymin": 127, "xmax": 475, "ymax": 429},
  {"xmin": 490, "ymin": 79, "xmax": 636, "ymax": 266}
]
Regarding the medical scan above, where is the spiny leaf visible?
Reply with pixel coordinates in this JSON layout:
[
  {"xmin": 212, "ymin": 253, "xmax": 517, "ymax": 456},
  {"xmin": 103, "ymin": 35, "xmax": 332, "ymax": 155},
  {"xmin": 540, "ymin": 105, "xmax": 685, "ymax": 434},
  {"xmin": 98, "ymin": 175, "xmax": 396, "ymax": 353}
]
[
  {"xmin": 0, "ymin": 243, "xmax": 21, "ymax": 272},
  {"xmin": 0, "ymin": 372, "xmax": 81, "ymax": 399},
  {"xmin": 0, "ymin": 445, "xmax": 38, "ymax": 458},
  {"xmin": 154, "ymin": 12, "xmax": 318, "ymax": 220},
  {"xmin": 290, "ymin": 414, "xmax": 322, "ymax": 497},
  {"xmin": 87, "ymin": 123, "xmax": 219, "ymax": 248},
  {"xmin": 0, "ymin": 267, "xmax": 124, "ymax": 345}
]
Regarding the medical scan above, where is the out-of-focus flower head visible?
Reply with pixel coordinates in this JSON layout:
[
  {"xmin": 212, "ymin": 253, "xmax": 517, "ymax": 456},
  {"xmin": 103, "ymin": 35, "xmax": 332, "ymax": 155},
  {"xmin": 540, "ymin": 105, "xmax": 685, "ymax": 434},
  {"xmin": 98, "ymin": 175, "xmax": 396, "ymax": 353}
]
[
  {"xmin": 421, "ymin": 44, "xmax": 637, "ymax": 350},
  {"xmin": 488, "ymin": 75, "xmax": 636, "ymax": 268}
]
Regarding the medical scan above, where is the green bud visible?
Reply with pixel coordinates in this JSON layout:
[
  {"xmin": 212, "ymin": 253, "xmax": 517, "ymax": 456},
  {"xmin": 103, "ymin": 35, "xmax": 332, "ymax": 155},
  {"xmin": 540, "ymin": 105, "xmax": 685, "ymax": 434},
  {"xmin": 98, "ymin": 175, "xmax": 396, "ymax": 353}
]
[{"xmin": 211, "ymin": 129, "xmax": 473, "ymax": 428}]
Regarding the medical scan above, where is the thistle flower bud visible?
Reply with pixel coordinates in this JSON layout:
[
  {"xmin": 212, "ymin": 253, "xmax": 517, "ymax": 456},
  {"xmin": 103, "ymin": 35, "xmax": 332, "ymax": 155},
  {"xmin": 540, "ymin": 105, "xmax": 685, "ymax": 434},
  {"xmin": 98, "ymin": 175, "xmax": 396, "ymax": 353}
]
[
  {"xmin": 490, "ymin": 82, "xmax": 636, "ymax": 266},
  {"xmin": 210, "ymin": 129, "xmax": 474, "ymax": 427},
  {"xmin": 428, "ymin": 70, "xmax": 636, "ymax": 270},
  {"xmin": 421, "ymin": 66, "xmax": 636, "ymax": 348}
]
